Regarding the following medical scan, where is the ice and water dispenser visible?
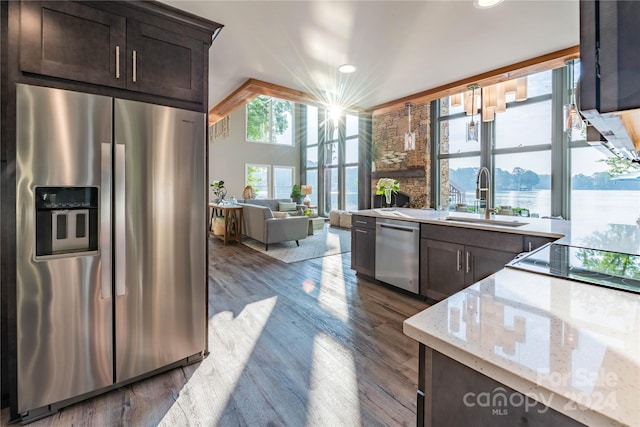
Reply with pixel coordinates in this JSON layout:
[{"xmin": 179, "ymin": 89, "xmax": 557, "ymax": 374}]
[{"xmin": 35, "ymin": 187, "xmax": 99, "ymax": 258}]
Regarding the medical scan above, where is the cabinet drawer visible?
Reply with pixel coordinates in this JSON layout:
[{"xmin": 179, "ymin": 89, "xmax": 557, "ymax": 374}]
[
  {"xmin": 352, "ymin": 215, "xmax": 376, "ymax": 230},
  {"xmin": 421, "ymin": 224, "xmax": 522, "ymax": 253}
]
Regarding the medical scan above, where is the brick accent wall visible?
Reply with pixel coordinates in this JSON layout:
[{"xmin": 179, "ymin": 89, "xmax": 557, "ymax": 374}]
[{"xmin": 371, "ymin": 102, "xmax": 431, "ymax": 208}]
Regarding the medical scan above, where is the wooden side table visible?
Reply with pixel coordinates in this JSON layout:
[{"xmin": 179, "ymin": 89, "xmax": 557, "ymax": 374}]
[{"xmin": 209, "ymin": 203, "xmax": 243, "ymax": 245}]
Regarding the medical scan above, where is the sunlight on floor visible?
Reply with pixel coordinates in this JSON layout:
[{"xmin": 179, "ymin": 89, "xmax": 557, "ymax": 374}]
[
  {"xmin": 318, "ymin": 246, "xmax": 349, "ymax": 322},
  {"xmin": 159, "ymin": 296, "xmax": 277, "ymax": 426},
  {"xmin": 306, "ymin": 332, "xmax": 361, "ymax": 426}
]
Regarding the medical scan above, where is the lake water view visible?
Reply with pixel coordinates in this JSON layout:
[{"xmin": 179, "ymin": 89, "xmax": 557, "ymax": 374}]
[{"xmin": 458, "ymin": 190, "xmax": 640, "ymax": 225}]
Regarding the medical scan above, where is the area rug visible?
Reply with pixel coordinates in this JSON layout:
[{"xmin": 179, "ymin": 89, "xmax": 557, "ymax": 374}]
[{"xmin": 241, "ymin": 224, "xmax": 351, "ymax": 263}]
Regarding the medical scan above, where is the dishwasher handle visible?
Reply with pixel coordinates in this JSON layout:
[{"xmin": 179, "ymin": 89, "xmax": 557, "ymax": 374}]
[{"xmin": 379, "ymin": 223, "xmax": 418, "ymax": 233}]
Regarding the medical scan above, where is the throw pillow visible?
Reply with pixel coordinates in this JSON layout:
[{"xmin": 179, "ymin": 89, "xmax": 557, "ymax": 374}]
[
  {"xmin": 278, "ymin": 201, "xmax": 297, "ymax": 212},
  {"xmin": 273, "ymin": 211, "xmax": 289, "ymax": 218}
]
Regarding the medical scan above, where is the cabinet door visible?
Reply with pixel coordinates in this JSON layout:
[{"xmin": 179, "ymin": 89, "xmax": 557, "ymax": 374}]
[
  {"xmin": 351, "ymin": 227, "xmax": 375, "ymax": 277},
  {"xmin": 580, "ymin": 1, "xmax": 640, "ymax": 113},
  {"xmin": 126, "ymin": 20, "xmax": 205, "ymax": 103},
  {"xmin": 20, "ymin": 1, "xmax": 126, "ymax": 88},
  {"xmin": 422, "ymin": 239, "xmax": 465, "ymax": 301},
  {"xmin": 466, "ymin": 246, "xmax": 518, "ymax": 285}
]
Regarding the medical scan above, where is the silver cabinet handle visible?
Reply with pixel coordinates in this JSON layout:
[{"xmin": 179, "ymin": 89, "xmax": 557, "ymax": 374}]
[
  {"xmin": 355, "ymin": 229, "xmax": 368, "ymax": 234},
  {"xmin": 355, "ymin": 220, "xmax": 368, "ymax": 224},
  {"xmin": 379, "ymin": 223, "xmax": 416, "ymax": 233},
  {"xmin": 528, "ymin": 241, "xmax": 533, "ymax": 252},
  {"xmin": 115, "ymin": 144, "xmax": 126, "ymax": 296},
  {"xmin": 115, "ymin": 46, "xmax": 120, "ymax": 79},
  {"xmin": 132, "ymin": 50, "xmax": 137, "ymax": 82},
  {"xmin": 456, "ymin": 249, "xmax": 461, "ymax": 271},
  {"xmin": 100, "ymin": 143, "xmax": 112, "ymax": 299},
  {"xmin": 465, "ymin": 251, "xmax": 471, "ymax": 274}
]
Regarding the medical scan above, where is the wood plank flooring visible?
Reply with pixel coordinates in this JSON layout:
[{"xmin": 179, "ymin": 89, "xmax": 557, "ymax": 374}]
[{"xmin": 1, "ymin": 237, "xmax": 429, "ymax": 426}]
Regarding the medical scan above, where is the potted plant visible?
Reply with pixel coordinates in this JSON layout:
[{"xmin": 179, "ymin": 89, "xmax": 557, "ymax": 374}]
[
  {"xmin": 211, "ymin": 180, "xmax": 227, "ymax": 203},
  {"xmin": 290, "ymin": 184, "xmax": 303, "ymax": 203},
  {"xmin": 375, "ymin": 178, "xmax": 400, "ymax": 208}
]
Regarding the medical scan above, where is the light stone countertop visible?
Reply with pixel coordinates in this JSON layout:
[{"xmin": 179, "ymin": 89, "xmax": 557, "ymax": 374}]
[
  {"xmin": 388, "ymin": 209, "xmax": 640, "ymax": 426},
  {"xmin": 403, "ymin": 269, "xmax": 640, "ymax": 427},
  {"xmin": 353, "ymin": 208, "xmax": 570, "ymax": 239}
]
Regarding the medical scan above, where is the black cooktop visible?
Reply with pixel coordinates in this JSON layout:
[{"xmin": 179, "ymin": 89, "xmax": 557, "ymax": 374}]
[{"xmin": 507, "ymin": 243, "xmax": 640, "ymax": 294}]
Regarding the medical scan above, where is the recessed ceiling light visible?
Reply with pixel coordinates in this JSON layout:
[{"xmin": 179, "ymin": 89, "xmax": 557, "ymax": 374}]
[
  {"xmin": 473, "ymin": 0, "xmax": 504, "ymax": 9},
  {"xmin": 338, "ymin": 64, "xmax": 356, "ymax": 74}
]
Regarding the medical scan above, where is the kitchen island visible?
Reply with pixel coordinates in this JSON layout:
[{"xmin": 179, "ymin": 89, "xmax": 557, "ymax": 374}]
[{"xmin": 403, "ymin": 221, "xmax": 640, "ymax": 427}]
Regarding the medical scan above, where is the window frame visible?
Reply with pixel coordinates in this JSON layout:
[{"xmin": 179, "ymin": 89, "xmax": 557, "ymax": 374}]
[
  {"xmin": 245, "ymin": 95, "xmax": 295, "ymax": 146},
  {"xmin": 245, "ymin": 164, "xmax": 297, "ymax": 199}
]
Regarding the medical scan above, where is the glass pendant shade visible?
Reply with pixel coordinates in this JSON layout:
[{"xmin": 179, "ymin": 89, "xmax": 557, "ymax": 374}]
[
  {"xmin": 466, "ymin": 85, "xmax": 479, "ymax": 142},
  {"xmin": 404, "ymin": 103, "xmax": 416, "ymax": 151},
  {"xmin": 467, "ymin": 120, "xmax": 479, "ymax": 142},
  {"xmin": 564, "ymin": 59, "xmax": 582, "ymax": 132},
  {"xmin": 564, "ymin": 104, "xmax": 582, "ymax": 131},
  {"xmin": 404, "ymin": 132, "xmax": 415, "ymax": 151}
]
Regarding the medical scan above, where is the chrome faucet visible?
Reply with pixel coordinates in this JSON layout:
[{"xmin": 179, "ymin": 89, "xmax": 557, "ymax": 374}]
[{"xmin": 476, "ymin": 167, "xmax": 493, "ymax": 220}]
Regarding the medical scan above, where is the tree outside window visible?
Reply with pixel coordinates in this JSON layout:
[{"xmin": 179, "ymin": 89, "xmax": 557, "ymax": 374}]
[
  {"xmin": 246, "ymin": 95, "xmax": 293, "ymax": 145},
  {"xmin": 246, "ymin": 165, "xmax": 269, "ymax": 198}
]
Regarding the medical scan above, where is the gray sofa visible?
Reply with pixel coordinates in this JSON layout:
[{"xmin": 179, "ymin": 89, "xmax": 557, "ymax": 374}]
[
  {"xmin": 236, "ymin": 198, "xmax": 298, "ymax": 211},
  {"xmin": 239, "ymin": 202, "xmax": 309, "ymax": 250}
]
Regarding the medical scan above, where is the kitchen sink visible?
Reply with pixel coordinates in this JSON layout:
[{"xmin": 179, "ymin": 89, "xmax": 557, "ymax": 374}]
[{"xmin": 444, "ymin": 216, "xmax": 528, "ymax": 227}]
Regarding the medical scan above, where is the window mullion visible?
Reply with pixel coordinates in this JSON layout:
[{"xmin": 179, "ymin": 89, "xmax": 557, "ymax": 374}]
[{"xmin": 551, "ymin": 66, "xmax": 571, "ymax": 219}]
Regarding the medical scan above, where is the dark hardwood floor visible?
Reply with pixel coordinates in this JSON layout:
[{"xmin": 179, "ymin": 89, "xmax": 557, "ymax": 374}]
[{"xmin": 2, "ymin": 237, "xmax": 429, "ymax": 426}]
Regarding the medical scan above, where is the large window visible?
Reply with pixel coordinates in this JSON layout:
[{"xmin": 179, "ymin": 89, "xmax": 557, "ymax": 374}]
[
  {"xmin": 246, "ymin": 95, "xmax": 294, "ymax": 146},
  {"xmin": 303, "ymin": 107, "xmax": 359, "ymax": 215},
  {"xmin": 435, "ymin": 63, "xmax": 640, "ymax": 224},
  {"xmin": 246, "ymin": 164, "xmax": 294, "ymax": 199}
]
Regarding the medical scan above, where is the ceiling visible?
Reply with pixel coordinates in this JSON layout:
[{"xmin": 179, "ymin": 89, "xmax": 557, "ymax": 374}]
[{"xmin": 162, "ymin": 0, "xmax": 580, "ymax": 113}]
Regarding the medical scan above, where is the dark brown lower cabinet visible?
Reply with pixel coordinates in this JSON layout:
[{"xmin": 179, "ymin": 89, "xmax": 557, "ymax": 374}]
[
  {"xmin": 418, "ymin": 346, "xmax": 587, "ymax": 427},
  {"xmin": 420, "ymin": 239, "xmax": 518, "ymax": 301},
  {"xmin": 351, "ymin": 215, "xmax": 376, "ymax": 277}
]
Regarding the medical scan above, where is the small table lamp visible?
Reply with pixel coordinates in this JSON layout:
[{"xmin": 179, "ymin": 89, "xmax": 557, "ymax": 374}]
[{"xmin": 301, "ymin": 185, "xmax": 313, "ymax": 206}]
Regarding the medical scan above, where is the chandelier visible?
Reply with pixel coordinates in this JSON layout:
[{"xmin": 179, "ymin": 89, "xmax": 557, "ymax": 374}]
[{"xmin": 451, "ymin": 76, "xmax": 529, "ymax": 126}]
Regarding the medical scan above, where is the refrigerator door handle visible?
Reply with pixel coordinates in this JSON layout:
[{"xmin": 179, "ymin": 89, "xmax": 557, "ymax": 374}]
[
  {"xmin": 100, "ymin": 143, "xmax": 112, "ymax": 299},
  {"xmin": 115, "ymin": 144, "xmax": 126, "ymax": 296}
]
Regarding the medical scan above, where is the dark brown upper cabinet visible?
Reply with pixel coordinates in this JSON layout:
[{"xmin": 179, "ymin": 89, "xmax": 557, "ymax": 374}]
[
  {"xmin": 20, "ymin": 1, "xmax": 127, "ymax": 89},
  {"xmin": 18, "ymin": 1, "xmax": 220, "ymax": 106},
  {"xmin": 126, "ymin": 20, "xmax": 205, "ymax": 103},
  {"xmin": 580, "ymin": 0, "xmax": 640, "ymax": 113}
]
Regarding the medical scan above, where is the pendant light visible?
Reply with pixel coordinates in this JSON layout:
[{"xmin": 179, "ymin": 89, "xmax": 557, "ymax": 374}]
[
  {"xmin": 466, "ymin": 85, "xmax": 479, "ymax": 142},
  {"xmin": 404, "ymin": 103, "xmax": 416, "ymax": 151},
  {"xmin": 564, "ymin": 59, "xmax": 582, "ymax": 132}
]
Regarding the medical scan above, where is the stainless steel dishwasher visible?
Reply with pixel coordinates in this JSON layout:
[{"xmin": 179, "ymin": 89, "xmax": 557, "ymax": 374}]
[{"xmin": 375, "ymin": 218, "xmax": 419, "ymax": 294}]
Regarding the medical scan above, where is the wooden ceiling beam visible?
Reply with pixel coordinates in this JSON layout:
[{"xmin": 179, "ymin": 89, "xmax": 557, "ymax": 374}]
[
  {"xmin": 208, "ymin": 78, "xmax": 324, "ymax": 126},
  {"xmin": 369, "ymin": 45, "xmax": 580, "ymax": 116}
]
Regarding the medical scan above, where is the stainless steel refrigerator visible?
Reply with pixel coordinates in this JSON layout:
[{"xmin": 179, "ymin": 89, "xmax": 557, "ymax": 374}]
[{"xmin": 15, "ymin": 83, "xmax": 206, "ymax": 416}]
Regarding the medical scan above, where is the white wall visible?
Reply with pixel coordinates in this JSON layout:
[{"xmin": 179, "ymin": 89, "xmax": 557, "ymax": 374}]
[{"xmin": 208, "ymin": 105, "xmax": 300, "ymax": 201}]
